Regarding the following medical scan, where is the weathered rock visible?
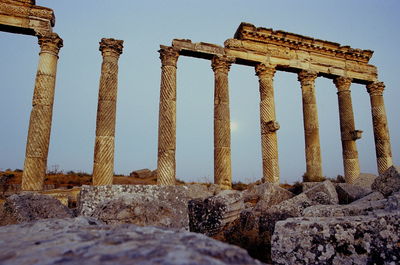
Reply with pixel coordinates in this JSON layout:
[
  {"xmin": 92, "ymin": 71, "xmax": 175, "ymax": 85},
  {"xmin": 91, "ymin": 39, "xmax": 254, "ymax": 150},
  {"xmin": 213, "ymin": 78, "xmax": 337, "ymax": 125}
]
[
  {"xmin": 0, "ymin": 217, "xmax": 266, "ymax": 265},
  {"xmin": 129, "ymin": 168, "xmax": 152, "ymax": 179},
  {"xmin": 188, "ymin": 190, "xmax": 244, "ymax": 236},
  {"xmin": 335, "ymin": 183, "xmax": 372, "ymax": 204},
  {"xmin": 218, "ymin": 180, "xmax": 338, "ymax": 263},
  {"xmin": 0, "ymin": 193, "xmax": 74, "ymax": 226},
  {"xmin": 353, "ymin": 173, "xmax": 378, "ymax": 189},
  {"xmin": 243, "ymin": 182, "xmax": 293, "ymax": 211},
  {"xmin": 302, "ymin": 200, "xmax": 387, "ymax": 217},
  {"xmin": 301, "ymin": 182, "xmax": 320, "ymax": 191},
  {"xmin": 78, "ymin": 184, "xmax": 215, "ymax": 230},
  {"xmin": 349, "ymin": 191, "xmax": 384, "ymax": 204},
  {"xmin": 372, "ymin": 165, "xmax": 400, "ymax": 197},
  {"xmin": 271, "ymin": 211, "xmax": 400, "ymax": 265}
]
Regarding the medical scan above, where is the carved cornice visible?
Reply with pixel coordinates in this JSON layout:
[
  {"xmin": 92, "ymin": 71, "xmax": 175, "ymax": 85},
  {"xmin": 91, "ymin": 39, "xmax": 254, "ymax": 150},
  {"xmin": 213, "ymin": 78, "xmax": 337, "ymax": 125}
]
[
  {"xmin": 298, "ymin": 70, "xmax": 318, "ymax": 86},
  {"xmin": 37, "ymin": 32, "xmax": 63, "ymax": 55},
  {"xmin": 211, "ymin": 55, "xmax": 234, "ymax": 73},
  {"xmin": 99, "ymin": 38, "xmax": 124, "ymax": 57},
  {"xmin": 263, "ymin": 120, "xmax": 280, "ymax": 134},
  {"xmin": 367, "ymin": 81, "xmax": 385, "ymax": 96},
  {"xmin": 255, "ymin": 63, "xmax": 276, "ymax": 78},
  {"xmin": 159, "ymin": 46, "xmax": 180, "ymax": 67},
  {"xmin": 0, "ymin": 1, "xmax": 54, "ymax": 27},
  {"xmin": 234, "ymin": 22, "xmax": 373, "ymax": 63},
  {"xmin": 334, "ymin": 77, "xmax": 352, "ymax": 92}
]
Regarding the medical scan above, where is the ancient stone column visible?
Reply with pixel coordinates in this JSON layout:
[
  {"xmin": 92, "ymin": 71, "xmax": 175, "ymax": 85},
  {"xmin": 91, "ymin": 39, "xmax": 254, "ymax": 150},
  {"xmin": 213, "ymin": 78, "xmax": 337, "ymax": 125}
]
[
  {"xmin": 212, "ymin": 55, "xmax": 234, "ymax": 189},
  {"xmin": 22, "ymin": 33, "xmax": 63, "ymax": 191},
  {"xmin": 366, "ymin": 81, "xmax": 393, "ymax": 175},
  {"xmin": 255, "ymin": 64, "xmax": 280, "ymax": 183},
  {"xmin": 298, "ymin": 70, "xmax": 324, "ymax": 182},
  {"xmin": 92, "ymin": 38, "xmax": 123, "ymax": 186},
  {"xmin": 157, "ymin": 47, "xmax": 179, "ymax": 185},
  {"xmin": 334, "ymin": 77, "xmax": 361, "ymax": 184}
]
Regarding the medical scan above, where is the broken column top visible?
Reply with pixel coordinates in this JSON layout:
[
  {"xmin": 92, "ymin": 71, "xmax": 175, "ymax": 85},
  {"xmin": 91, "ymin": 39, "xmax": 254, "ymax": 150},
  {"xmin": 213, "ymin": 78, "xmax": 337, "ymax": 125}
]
[{"xmin": 233, "ymin": 22, "xmax": 373, "ymax": 63}]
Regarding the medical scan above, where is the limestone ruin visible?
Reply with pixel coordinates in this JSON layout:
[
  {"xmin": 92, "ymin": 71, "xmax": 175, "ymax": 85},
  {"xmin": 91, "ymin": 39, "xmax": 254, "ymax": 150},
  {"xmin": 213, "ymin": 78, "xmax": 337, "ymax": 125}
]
[
  {"xmin": 0, "ymin": 1, "xmax": 394, "ymax": 190},
  {"xmin": 157, "ymin": 22, "xmax": 393, "ymax": 186}
]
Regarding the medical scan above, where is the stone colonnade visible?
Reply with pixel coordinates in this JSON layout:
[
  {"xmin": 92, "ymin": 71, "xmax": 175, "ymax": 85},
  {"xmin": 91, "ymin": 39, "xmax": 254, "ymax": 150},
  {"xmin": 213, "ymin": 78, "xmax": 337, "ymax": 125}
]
[
  {"xmin": 92, "ymin": 38, "xmax": 124, "ymax": 186},
  {"xmin": 156, "ymin": 47, "xmax": 393, "ymax": 188},
  {"xmin": 22, "ymin": 33, "xmax": 63, "ymax": 191}
]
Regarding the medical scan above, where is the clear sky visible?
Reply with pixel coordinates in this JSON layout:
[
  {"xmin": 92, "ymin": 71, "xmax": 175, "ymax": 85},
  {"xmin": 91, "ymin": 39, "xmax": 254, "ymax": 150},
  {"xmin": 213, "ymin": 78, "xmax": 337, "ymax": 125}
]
[{"xmin": 0, "ymin": 0, "xmax": 399, "ymax": 184}]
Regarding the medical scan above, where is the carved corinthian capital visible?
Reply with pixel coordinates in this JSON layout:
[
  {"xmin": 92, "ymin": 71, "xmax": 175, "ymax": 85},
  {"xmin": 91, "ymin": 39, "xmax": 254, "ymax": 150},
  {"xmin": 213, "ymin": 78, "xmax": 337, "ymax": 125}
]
[
  {"xmin": 255, "ymin": 63, "xmax": 276, "ymax": 78},
  {"xmin": 37, "ymin": 32, "xmax": 63, "ymax": 55},
  {"xmin": 298, "ymin": 70, "xmax": 318, "ymax": 86},
  {"xmin": 367, "ymin": 81, "xmax": 385, "ymax": 96},
  {"xmin": 99, "ymin": 38, "xmax": 124, "ymax": 57},
  {"xmin": 159, "ymin": 47, "xmax": 179, "ymax": 67},
  {"xmin": 211, "ymin": 55, "xmax": 234, "ymax": 73},
  {"xmin": 334, "ymin": 77, "xmax": 352, "ymax": 92}
]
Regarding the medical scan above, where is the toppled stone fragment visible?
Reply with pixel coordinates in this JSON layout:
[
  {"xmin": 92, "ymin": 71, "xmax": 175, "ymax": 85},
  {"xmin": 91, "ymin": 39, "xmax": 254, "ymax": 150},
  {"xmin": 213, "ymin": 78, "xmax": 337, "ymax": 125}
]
[
  {"xmin": 188, "ymin": 190, "xmax": 244, "ymax": 236},
  {"xmin": 0, "ymin": 193, "xmax": 74, "ymax": 226},
  {"xmin": 372, "ymin": 165, "xmax": 400, "ymax": 197},
  {"xmin": 335, "ymin": 183, "xmax": 372, "ymax": 204},
  {"xmin": 243, "ymin": 182, "xmax": 293, "ymax": 211},
  {"xmin": 271, "ymin": 211, "xmax": 400, "ymax": 265}
]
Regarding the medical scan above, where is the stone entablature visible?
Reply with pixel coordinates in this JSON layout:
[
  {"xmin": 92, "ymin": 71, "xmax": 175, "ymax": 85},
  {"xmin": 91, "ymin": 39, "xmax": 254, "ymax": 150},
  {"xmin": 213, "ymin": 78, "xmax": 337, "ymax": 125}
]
[{"xmin": 0, "ymin": 0, "xmax": 54, "ymax": 35}]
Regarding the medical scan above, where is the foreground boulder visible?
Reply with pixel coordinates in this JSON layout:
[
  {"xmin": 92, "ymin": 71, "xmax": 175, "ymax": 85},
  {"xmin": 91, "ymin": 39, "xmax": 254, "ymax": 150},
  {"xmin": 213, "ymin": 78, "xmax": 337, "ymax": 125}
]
[
  {"xmin": 335, "ymin": 183, "xmax": 372, "ymax": 204},
  {"xmin": 79, "ymin": 184, "xmax": 218, "ymax": 230},
  {"xmin": 372, "ymin": 165, "xmax": 400, "ymax": 197},
  {"xmin": 271, "ymin": 210, "xmax": 400, "ymax": 265},
  {"xmin": 0, "ymin": 193, "xmax": 74, "ymax": 226},
  {"xmin": 0, "ymin": 217, "xmax": 266, "ymax": 265}
]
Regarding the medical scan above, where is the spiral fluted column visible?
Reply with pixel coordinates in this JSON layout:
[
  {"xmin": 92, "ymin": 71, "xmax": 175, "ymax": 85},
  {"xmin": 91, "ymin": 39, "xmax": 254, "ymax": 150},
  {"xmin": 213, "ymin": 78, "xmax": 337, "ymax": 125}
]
[
  {"xmin": 366, "ymin": 81, "xmax": 393, "ymax": 175},
  {"xmin": 255, "ymin": 64, "xmax": 280, "ymax": 183},
  {"xmin": 298, "ymin": 70, "xmax": 324, "ymax": 182},
  {"xmin": 212, "ymin": 55, "xmax": 234, "ymax": 190},
  {"xmin": 157, "ymin": 47, "xmax": 179, "ymax": 185},
  {"xmin": 22, "ymin": 33, "xmax": 63, "ymax": 191},
  {"xmin": 92, "ymin": 38, "xmax": 123, "ymax": 186},
  {"xmin": 334, "ymin": 77, "xmax": 361, "ymax": 184}
]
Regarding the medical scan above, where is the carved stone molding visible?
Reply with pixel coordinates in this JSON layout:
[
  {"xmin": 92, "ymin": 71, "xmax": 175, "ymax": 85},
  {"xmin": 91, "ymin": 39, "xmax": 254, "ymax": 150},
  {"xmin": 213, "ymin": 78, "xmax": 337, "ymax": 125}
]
[
  {"xmin": 263, "ymin": 120, "xmax": 280, "ymax": 133},
  {"xmin": 367, "ymin": 81, "xmax": 385, "ymax": 96},
  {"xmin": 351, "ymin": 130, "xmax": 363, "ymax": 141},
  {"xmin": 255, "ymin": 63, "xmax": 276, "ymax": 78},
  {"xmin": 159, "ymin": 47, "xmax": 180, "ymax": 67},
  {"xmin": 99, "ymin": 38, "xmax": 124, "ymax": 58},
  {"xmin": 37, "ymin": 33, "xmax": 63, "ymax": 56},
  {"xmin": 211, "ymin": 55, "xmax": 234, "ymax": 74}
]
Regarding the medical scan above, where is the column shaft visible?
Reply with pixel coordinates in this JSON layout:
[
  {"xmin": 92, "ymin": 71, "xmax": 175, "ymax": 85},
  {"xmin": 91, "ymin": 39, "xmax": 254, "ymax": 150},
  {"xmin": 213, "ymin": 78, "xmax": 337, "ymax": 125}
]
[
  {"xmin": 334, "ymin": 77, "xmax": 361, "ymax": 184},
  {"xmin": 22, "ymin": 33, "xmax": 63, "ymax": 191},
  {"xmin": 298, "ymin": 70, "xmax": 324, "ymax": 182},
  {"xmin": 212, "ymin": 56, "xmax": 234, "ymax": 189},
  {"xmin": 92, "ymin": 38, "xmax": 123, "ymax": 185},
  {"xmin": 366, "ymin": 82, "xmax": 393, "ymax": 175},
  {"xmin": 157, "ymin": 47, "xmax": 179, "ymax": 185},
  {"xmin": 255, "ymin": 64, "xmax": 280, "ymax": 183}
]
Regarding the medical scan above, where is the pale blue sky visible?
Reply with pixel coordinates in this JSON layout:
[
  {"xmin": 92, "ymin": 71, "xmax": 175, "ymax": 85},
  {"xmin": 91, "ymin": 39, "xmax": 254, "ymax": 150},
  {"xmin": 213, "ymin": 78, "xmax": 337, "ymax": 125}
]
[{"xmin": 0, "ymin": 0, "xmax": 399, "ymax": 183}]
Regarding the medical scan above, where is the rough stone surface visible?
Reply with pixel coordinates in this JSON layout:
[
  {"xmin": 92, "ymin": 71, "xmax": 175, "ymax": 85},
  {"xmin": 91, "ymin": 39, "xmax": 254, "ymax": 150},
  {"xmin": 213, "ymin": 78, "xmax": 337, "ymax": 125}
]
[
  {"xmin": 302, "ymin": 200, "xmax": 387, "ymax": 217},
  {"xmin": 335, "ymin": 183, "xmax": 372, "ymax": 204},
  {"xmin": 0, "ymin": 193, "xmax": 74, "ymax": 226},
  {"xmin": 271, "ymin": 211, "xmax": 400, "ymax": 265},
  {"xmin": 188, "ymin": 190, "xmax": 244, "ymax": 236},
  {"xmin": 129, "ymin": 168, "xmax": 153, "ymax": 179},
  {"xmin": 243, "ymin": 182, "xmax": 293, "ymax": 211},
  {"xmin": 372, "ymin": 165, "xmax": 400, "ymax": 197},
  {"xmin": 78, "ymin": 184, "xmax": 215, "ymax": 230},
  {"xmin": 0, "ymin": 217, "xmax": 266, "ymax": 265},
  {"xmin": 349, "ymin": 191, "xmax": 384, "ymax": 204},
  {"xmin": 353, "ymin": 173, "xmax": 378, "ymax": 189}
]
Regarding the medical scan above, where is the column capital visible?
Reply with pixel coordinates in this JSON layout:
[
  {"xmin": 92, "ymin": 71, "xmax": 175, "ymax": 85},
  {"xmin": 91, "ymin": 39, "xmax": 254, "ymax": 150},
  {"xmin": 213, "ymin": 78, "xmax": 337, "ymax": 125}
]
[
  {"xmin": 255, "ymin": 63, "xmax": 276, "ymax": 78},
  {"xmin": 211, "ymin": 55, "xmax": 234, "ymax": 74},
  {"xmin": 99, "ymin": 38, "xmax": 124, "ymax": 57},
  {"xmin": 334, "ymin": 76, "xmax": 352, "ymax": 92},
  {"xmin": 159, "ymin": 46, "xmax": 180, "ymax": 67},
  {"xmin": 367, "ymin": 81, "xmax": 385, "ymax": 96},
  {"xmin": 298, "ymin": 70, "xmax": 318, "ymax": 86},
  {"xmin": 37, "ymin": 32, "xmax": 63, "ymax": 55}
]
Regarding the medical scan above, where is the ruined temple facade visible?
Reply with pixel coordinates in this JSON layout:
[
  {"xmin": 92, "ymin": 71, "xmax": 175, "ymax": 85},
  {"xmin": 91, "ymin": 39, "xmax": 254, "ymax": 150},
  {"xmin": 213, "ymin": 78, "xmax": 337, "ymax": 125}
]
[
  {"xmin": 0, "ymin": 0, "xmax": 63, "ymax": 190},
  {"xmin": 157, "ymin": 22, "xmax": 393, "ymax": 187}
]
